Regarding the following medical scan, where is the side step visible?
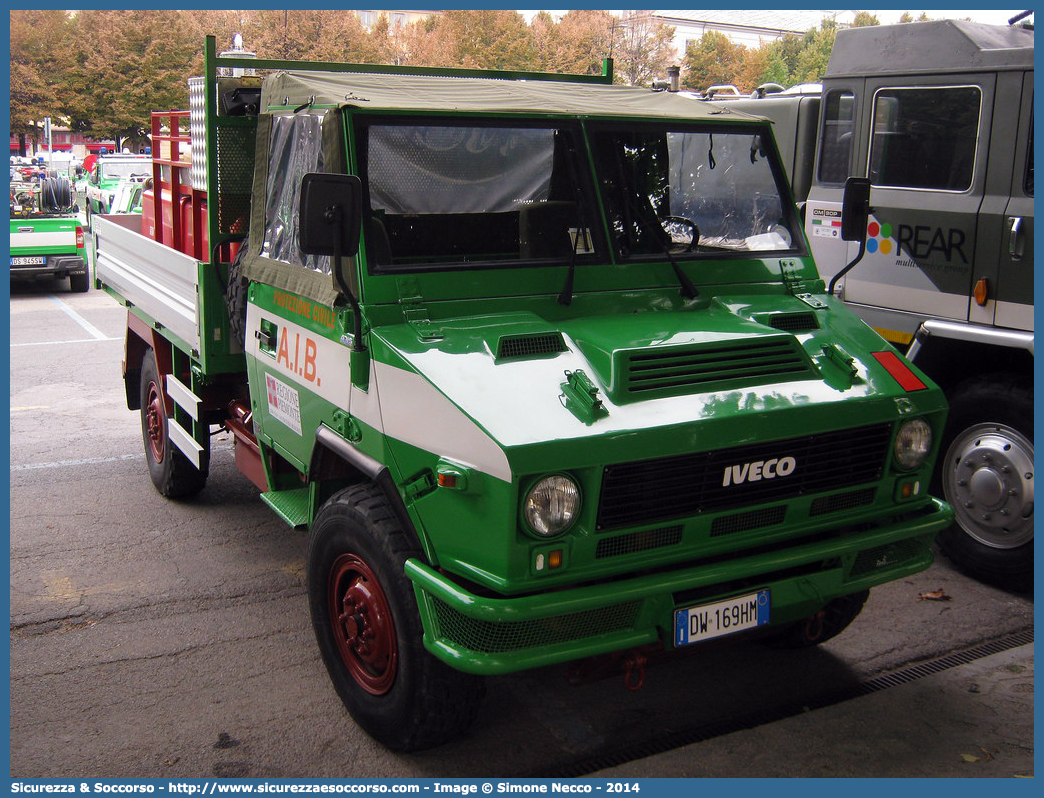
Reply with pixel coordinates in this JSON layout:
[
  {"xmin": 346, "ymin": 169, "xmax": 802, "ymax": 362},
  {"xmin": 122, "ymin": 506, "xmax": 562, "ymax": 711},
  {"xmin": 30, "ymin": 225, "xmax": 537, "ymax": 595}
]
[
  {"xmin": 165, "ymin": 373, "xmax": 205, "ymax": 469},
  {"xmin": 260, "ymin": 487, "xmax": 310, "ymax": 529}
]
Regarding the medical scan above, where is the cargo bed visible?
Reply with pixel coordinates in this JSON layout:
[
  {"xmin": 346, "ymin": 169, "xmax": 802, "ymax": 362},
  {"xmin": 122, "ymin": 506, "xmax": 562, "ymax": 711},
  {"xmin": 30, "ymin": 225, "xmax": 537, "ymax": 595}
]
[{"xmin": 93, "ymin": 213, "xmax": 201, "ymax": 353}]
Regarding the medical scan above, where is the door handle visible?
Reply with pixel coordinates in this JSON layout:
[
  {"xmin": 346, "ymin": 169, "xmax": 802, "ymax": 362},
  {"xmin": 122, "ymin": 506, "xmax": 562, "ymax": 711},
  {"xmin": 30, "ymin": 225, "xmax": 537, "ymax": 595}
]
[{"xmin": 1008, "ymin": 216, "xmax": 1024, "ymax": 259}]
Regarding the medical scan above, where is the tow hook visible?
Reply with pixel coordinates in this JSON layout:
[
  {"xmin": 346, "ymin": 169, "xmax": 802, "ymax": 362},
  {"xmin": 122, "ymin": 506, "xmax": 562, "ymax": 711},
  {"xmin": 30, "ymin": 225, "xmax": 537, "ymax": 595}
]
[
  {"xmin": 623, "ymin": 651, "xmax": 647, "ymax": 691},
  {"xmin": 802, "ymin": 610, "xmax": 825, "ymax": 644}
]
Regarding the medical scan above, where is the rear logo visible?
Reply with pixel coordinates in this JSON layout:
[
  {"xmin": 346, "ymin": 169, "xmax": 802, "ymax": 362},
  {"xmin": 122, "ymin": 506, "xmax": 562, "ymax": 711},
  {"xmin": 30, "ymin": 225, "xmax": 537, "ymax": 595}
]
[
  {"xmin": 722, "ymin": 456, "xmax": 796, "ymax": 487},
  {"xmin": 866, "ymin": 221, "xmax": 894, "ymax": 255}
]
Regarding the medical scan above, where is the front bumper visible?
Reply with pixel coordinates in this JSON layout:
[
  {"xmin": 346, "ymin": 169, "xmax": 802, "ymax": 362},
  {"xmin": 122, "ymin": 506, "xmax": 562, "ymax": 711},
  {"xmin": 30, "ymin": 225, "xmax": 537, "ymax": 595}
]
[
  {"xmin": 406, "ymin": 498, "xmax": 952, "ymax": 675},
  {"xmin": 10, "ymin": 254, "xmax": 86, "ymax": 281}
]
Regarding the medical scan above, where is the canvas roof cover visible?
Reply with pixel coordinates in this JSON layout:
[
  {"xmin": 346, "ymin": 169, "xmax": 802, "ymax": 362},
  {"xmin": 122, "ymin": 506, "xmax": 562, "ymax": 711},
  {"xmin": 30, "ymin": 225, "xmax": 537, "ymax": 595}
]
[{"xmin": 261, "ymin": 70, "xmax": 763, "ymax": 122}]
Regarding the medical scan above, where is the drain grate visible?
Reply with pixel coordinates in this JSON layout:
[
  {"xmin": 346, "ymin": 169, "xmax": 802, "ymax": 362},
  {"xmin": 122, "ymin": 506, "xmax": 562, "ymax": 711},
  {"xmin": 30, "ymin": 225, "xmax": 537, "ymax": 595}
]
[{"xmin": 531, "ymin": 628, "xmax": 1034, "ymax": 778}]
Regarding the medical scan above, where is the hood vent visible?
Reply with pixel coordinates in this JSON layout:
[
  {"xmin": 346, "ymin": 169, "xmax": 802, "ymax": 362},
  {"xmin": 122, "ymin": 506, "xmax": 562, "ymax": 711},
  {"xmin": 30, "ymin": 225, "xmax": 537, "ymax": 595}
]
[
  {"xmin": 767, "ymin": 312, "xmax": 819, "ymax": 333},
  {"xmin": 625, "ymin": 336, "xmax": 814, "ymax": 396},
  {"xmin": 496, "ymin": 332, "xmax": 568, "ymax": 360}
]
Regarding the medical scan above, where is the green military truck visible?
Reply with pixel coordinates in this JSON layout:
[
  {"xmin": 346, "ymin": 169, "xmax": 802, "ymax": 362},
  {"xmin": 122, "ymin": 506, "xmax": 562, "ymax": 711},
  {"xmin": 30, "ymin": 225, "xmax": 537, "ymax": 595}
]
[
  {"xmin": 10, "ymin": 175, "xmax": 90, "ymax": 292},
  {"xmin": 94, "ymin": 37, "xmax": 952, "ymax": 750}
]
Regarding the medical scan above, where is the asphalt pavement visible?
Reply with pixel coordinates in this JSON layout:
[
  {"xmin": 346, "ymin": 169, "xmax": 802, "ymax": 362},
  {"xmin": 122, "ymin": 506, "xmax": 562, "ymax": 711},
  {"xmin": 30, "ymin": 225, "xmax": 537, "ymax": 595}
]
[{"xmin": 593, "ymin": 641, "xmax": 1034, "ymax": 778}]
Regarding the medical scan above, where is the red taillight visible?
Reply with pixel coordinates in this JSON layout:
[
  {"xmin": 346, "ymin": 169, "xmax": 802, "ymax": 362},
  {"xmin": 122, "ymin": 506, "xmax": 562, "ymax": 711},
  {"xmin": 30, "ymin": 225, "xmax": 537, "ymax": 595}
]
[
  {"xmin": 872, "ymin": 351, "xmax": 927, "ymax": 392},
  {"xmin": 76, "ymin": 226, "xmax": 84, "ymax": 249}
]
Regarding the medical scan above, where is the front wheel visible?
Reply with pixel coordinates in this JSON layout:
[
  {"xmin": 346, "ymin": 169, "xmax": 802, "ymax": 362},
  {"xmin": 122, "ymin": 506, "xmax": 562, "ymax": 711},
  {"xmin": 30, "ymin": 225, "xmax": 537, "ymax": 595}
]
[
  {"xmin": 308, "ymin": 484, "xmax": 484, "ymax": 751},
  {"xmin": 935, "ymin": 376, "xmax": 1033, "ymax": 592}
]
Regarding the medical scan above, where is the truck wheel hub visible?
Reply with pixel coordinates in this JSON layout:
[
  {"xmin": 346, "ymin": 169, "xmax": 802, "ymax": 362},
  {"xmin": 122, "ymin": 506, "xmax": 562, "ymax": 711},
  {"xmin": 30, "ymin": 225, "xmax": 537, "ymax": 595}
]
[
  {"xmin": 145, "ymin": 381, "xmax": 165, "ymax": 462},
  {"xmin": 946, "ymin": 423, "xmax": 1033, "ymax": 548},
  {"xmin": 329, "ymin": 553, "xmax": 397, "ymax": 695}
]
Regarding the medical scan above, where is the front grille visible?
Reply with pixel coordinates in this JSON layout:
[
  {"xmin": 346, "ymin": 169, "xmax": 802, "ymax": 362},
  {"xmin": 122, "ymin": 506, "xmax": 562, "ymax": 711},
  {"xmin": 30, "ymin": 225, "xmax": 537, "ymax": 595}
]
[
  {"xmin": 595, "ymin": 525, "xmax": 683, "ymax": 559},
  {"xmin": 431, "ymin": 598, "xmax": 641, "ymax": 654},
  {"xmin": 497, "ymin": 332, "xmax": 567, "ymax": 360},
  {"xmin": 811, "ymin": 487, "xmax": 876, "ymax": 517},
  {"xmin": 710, "ymin": 505, "xmax": 787, "ymax": 537},
  {"xmin": 625, "ymin": 337, "xmax": 813, "ymax": 396},
  {"xmin": 598, "ymin": 423, "xmax": 892, "ymax": 529}
]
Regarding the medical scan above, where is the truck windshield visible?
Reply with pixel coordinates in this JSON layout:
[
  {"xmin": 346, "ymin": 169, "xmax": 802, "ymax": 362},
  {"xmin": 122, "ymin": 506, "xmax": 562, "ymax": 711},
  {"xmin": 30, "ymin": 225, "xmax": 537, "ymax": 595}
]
[
  {"xmin": 589, "ymin": 124, "xmax": 798, "ymax": 258},
  {"xmin": 359, "ymin": 120, "xmax": 601, "ymax": 272},
  {"xmin": 99, "ymin": 161, "xmax": 151, "ymax": 181}
]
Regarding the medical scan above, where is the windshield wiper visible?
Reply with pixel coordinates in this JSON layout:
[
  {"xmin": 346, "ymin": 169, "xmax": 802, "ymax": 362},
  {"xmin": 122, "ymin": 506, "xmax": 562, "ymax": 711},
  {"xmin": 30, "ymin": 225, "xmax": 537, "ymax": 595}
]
[
  {"xmin": 558, "ymin": 134, "xmax": 588, "ymax": 306},
  {"xmin": 613, "ymin": 156, "xmax": 698, "ymax": 300},
  {"xmin": 627, "ymin": 197, "xmax": 699, "ymax": 300}
]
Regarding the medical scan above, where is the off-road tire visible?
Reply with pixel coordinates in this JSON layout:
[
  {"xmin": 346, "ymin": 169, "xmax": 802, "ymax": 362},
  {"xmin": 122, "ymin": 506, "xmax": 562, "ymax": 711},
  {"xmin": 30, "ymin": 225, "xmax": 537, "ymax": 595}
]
[
  {"xmin": 225, "ymin": 242, "xmax": 249, "ymax": 349},
  {"xmin": 764, "ymin": 589, "xmax": 870, "ymax": 649},
  {"xmin": 308, "ymin": 483, "xmax": 485, "ymax": 751},
  {"xmin": 140, "ymin": 349, "xmax": 209, "ymax": 498},
  {"xmin": 934, "ymin": 375, "xmax": 1033, "ymax": 592}
]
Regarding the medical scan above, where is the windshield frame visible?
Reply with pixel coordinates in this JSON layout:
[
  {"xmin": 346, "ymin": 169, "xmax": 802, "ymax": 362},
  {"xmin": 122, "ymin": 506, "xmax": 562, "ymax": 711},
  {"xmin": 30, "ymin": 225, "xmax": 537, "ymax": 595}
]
[{"xmin": 585, "ymin": 120, "xmax": 807, "ymax": 263}]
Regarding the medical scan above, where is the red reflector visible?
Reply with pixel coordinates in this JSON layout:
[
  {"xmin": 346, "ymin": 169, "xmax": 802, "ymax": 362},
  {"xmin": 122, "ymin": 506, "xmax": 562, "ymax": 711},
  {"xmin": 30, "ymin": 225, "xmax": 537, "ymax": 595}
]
[
  {"xmin": 437, "ymin": 473, "xmax": 457, "ymax": 489},
  {"xmin": 872, "ymin": 351, "xmax": 927, "ymax": 392}
]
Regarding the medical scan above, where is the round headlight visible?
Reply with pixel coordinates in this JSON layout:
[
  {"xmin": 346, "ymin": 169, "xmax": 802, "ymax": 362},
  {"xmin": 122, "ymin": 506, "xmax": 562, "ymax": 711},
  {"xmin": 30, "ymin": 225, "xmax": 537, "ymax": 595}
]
[
  {"xmin": 894, "ymin": 419, "xmax": 932, "ymax": 470},
  {"xmin": 523, "ymin": 475, "xmax": 580, "ymax": 537}
]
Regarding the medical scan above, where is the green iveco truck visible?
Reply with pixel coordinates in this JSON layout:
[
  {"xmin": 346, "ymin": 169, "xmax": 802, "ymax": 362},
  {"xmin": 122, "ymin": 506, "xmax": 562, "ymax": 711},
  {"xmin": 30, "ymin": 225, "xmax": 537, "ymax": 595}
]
[{"xmin": 93, "ymin": 37, "xmax": 952, "ymax": 750}]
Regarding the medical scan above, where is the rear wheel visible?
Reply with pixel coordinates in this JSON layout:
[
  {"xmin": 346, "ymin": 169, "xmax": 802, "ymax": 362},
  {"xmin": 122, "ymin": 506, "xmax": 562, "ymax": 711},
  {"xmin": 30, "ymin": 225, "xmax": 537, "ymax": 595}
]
[
  {"xmin": 308, "ymin": 483, "xmax": 484, "ymax": 751},
  {"xmin": 935, "ymin": 376, "xmax": 1033, "ymax": 592},
  {"xmin": 139, "ymin": 348, "xmax": 208, "ymax": 498}
]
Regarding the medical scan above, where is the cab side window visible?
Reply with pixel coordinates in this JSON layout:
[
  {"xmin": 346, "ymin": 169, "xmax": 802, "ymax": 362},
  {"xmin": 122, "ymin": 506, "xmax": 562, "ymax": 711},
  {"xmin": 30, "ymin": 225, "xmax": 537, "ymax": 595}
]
[
  {"xmin": 869, "ymin": 86, "xmax": 980, "ymax": 191},
  {"xmin": 817, "ymin": 90, "xmax": 854, "ymax": 185},
  {"xmin": 261, "ymin": 112, "xmax": 331, "ymax": 275}
]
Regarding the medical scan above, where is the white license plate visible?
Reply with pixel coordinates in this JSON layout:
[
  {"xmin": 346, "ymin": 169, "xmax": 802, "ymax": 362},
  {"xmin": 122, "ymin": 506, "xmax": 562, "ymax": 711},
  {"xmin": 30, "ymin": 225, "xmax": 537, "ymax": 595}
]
[
  {"xmin": 11, "ymin": 256, "xmax": 46, "ymax": 266},
  {"xmin": 674, "ymin": 589, "xmax": 770, "ymax": 646}
]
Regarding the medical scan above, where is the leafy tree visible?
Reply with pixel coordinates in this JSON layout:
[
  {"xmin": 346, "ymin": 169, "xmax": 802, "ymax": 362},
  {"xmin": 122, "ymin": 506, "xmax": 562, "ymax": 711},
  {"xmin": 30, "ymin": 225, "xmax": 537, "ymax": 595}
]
[
  {"xmin": 853, "ymin": 11, "xmax": 880, "ymax": 27},
  {"xmin": 244, "ymin": 10, "xmax": 375, "ymax": 63},
  {"xmin": 64, "ymin": 11, "xmax": 202, "ymax": 151},
  {"xmin": 389, "ymin": 15, "xmax": 449, "ymax": 67},
  {"xmin": 10, "ymin": 10, "xmax": 76, "ymax": 153},
  {"xmin": 439, "ymin": 10, "xmax": 538, "ymax": 71},
  {"xmin": 612, "ymin": 11, "xmax": 676, "ymax": 87},
  {"xmin": 735, "ymin": 47, "xmax": 772, "ymax": 94},
  {"xmin": 791, "ymin": 20, "xmax": 840, "ymax": 84},
  {"xmin": 551, "ymin": 10, "xmax": 617, "ymax": 75},
  {"xmin": 682, "ymin": 30, "xmax": 745, "ymax": 91}
]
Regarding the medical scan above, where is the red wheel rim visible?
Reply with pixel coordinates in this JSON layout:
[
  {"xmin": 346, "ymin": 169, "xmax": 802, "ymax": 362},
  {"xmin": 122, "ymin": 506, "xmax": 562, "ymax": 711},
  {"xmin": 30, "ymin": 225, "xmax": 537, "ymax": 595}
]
[
  {"xmin": 145, "ymin": 380, "xmax": 166, "ymax": 463},
  {"xmin": 328, "ymin": 553, "xmax": 398, "ymax": 695}
]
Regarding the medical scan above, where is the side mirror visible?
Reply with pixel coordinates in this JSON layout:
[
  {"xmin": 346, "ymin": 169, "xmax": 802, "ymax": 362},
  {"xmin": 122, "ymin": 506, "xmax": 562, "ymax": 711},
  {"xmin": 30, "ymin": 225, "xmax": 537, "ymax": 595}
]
[
  {"xmin": 840, "ymin": 176, "xmax": 871, "ymax": 242},
  {"xmin": 299, "ymin": 173, "xmax": 363, "ymax": 257}
]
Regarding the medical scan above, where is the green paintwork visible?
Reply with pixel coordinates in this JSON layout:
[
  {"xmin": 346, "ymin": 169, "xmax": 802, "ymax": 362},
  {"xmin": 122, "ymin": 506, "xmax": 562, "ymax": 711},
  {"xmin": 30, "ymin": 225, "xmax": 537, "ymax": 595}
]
[
  {"xmin": 10, "ymin": 215, "xmax": 86, "ymax": 283},
  {"xmin": 260, "ymin": 487, "xmax": 311, "ymax": 528},
  {"xmin": 9, "ymin": 216, "xmax": 82, "ymax": 256},
  {"xmin": 104, "ymin": 38, "xmax": 956, "ymax": 680},
  {"xmin": 405, "ymin": 509, "xmax": 945, "ymax": 674}
]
